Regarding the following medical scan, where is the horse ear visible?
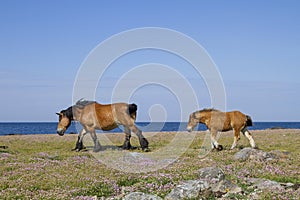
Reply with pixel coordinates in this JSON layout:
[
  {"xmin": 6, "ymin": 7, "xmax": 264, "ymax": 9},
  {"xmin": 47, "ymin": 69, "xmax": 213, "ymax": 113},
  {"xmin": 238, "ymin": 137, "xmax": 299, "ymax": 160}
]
[{"xmin": 56, "ymin": 112, "xmax": 61, "ymax": 116}]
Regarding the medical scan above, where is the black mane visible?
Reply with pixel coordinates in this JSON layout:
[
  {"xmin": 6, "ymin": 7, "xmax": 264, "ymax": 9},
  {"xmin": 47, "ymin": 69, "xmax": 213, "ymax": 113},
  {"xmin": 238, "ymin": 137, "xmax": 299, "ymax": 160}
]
[
  {"xmin": 74, "ymin": 99, "xmax": 96, "ymax": 109},
  {"xmin": 199, "ymin": 108, "xmax": 220, "ymax": 113},
  {"xmin": 60, "ymin": 99, "xmax": 96, "ymax": 120},
  {"xmin": 60, "ymin": 106, "xmax": 74, "ymax": 120}
]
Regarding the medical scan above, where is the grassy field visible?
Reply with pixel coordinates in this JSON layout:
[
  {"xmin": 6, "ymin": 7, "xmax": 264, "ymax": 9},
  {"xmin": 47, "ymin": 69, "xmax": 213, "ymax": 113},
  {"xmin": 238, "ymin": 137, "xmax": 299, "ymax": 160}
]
[{"xmin": 0, "ymin": 129, "xmax": 299, "ymax": 199}]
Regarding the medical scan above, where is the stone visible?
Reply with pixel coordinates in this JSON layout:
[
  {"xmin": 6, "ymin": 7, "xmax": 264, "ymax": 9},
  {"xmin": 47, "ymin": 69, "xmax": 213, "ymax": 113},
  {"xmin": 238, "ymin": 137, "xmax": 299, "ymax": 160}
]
[
  {"xmin": 233, "ymin": 148, "xmax": 288, "ymax": 162},
  {"xmin": 198, "ymin": 166, "xmax": 225, "ymax": 183},
  {"xmin": 123, "ymin": 192, "xmax": 162, "ymax": 200},
  {"xmin": 246, "ymin": 178, "xmax": 285, "ymax": 191},
  {"xmin": 165, "ymin": 180, "xmax": 211, "ymax": 200},
  {"xmin": 233, "ymin": 147, "xmax": 253, "ymax": 161},
  {"xmin": 211, "ymin": 179, "xmax": 242, "ymax": 197}
]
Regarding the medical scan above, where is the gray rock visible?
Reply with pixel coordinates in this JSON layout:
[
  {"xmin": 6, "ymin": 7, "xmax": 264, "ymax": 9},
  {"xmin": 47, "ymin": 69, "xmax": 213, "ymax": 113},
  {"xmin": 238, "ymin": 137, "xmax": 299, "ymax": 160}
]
[
  {"xmin": 246, "ymin": 178, "xmax": 285, "ymax": 191},
  {"xmin": 233, "ymin": 148, "xmax": 288, "ymax": 162},
  {"xmin": 123, "ymin": 192, "xmax": 162, "ymax": 200},
  {"xmin": 211, "ymin": 179, "xmax": 242, "ymax": 197},
  {"xmin": 233, "ymin": 147, "xmax": 253, "ymax": 161},
  {"xmin": 165, "ymin": 180, "xmax": 211, "ymax": 200},
  {"xmin": 198, "ymin": 166, "xmax": 225, "ymax": 184}
]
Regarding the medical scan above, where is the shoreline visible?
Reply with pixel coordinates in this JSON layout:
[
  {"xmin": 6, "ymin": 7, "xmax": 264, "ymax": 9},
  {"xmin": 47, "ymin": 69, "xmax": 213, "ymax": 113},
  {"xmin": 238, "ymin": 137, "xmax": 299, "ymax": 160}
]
[{"xmin": 1, "ymin": 128, "xmax": 300, "ymax": 137}]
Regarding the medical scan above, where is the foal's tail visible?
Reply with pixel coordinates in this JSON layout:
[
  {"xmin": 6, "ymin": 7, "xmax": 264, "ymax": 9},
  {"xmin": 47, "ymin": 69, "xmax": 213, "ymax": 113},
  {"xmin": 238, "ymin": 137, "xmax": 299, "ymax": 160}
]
[
  {"xmin": 246, "ymin": 115, "xmax": 253, "ymax": 126},
  {"xmin": 128, "ymin": 103, "xmax": 138, "ymax": 120}
]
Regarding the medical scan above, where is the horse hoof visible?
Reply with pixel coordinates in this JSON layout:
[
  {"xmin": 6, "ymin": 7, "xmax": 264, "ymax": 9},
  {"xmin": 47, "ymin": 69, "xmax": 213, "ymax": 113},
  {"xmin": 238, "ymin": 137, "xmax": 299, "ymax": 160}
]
[
  {"xmin": 217, "ymin": 145, "xmax": 223, "ymax": 151},
  {"xmin": 142, "ymin": 147, "xmax": 150, "ymax": 152}
]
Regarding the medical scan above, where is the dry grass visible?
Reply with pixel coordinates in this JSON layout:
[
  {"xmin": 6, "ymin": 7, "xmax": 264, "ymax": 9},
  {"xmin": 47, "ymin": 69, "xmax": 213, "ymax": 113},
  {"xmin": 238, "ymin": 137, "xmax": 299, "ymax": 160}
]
[{"xmin": 0, "ymin": 129, "xmax": 299, "ymax": 199}]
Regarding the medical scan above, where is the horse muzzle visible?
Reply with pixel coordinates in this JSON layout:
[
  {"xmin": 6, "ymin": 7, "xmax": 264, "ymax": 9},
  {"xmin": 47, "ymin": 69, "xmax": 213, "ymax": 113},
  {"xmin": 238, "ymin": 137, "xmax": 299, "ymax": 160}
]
[
  {"xmin": 186, "ymin": 127, "xmax": 193, "ymax": 132},
  {"xmin": 57, "ymin": 128, "xmax": 65, "ymax": 136}
]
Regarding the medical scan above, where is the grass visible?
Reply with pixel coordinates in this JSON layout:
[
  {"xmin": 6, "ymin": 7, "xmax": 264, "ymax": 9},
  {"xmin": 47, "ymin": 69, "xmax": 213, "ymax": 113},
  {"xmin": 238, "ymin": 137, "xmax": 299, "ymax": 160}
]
[{"xmin": 0, "ymin": 129, "xmax": 299, "ymax": 199}]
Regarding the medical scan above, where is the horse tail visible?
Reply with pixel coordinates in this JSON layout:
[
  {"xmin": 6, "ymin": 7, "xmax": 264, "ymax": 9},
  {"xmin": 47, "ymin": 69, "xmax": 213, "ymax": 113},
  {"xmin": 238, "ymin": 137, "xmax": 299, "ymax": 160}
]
[
  {"xmin": 246, "ymin": 115, "xmax": 253, "ymax": 126},
  {"xmin": 128, "ymin": 103, "xmax": 137, "ymax": 120}
]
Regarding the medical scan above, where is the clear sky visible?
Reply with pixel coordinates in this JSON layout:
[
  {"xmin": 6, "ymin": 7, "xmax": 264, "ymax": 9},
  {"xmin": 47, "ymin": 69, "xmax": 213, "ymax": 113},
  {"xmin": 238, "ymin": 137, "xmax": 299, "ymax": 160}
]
[{"xmin": 0, "ymin": 0, "xmax": 299, "ymax": 122}]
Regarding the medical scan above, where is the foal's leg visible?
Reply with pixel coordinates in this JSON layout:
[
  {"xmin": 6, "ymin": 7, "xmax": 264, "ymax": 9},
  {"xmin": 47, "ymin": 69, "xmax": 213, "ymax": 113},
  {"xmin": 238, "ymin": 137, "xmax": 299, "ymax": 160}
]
[
  {"xmin": 122, "ymin": 127, "xmax": 132, "ymax": 150},
  {"xmin": 89, "ymin": 130, "xmax": 102, "ymax": 152},
  {"xmin": 230, "ymin": 128, "xmax": 241, "ymax": 150},
  {"xmin": 129, "ymin": 125, "xmax": 149, "ymax": 151},
  {"xmin": 73, "ymin": 129, "xmax": 87, "ymax": 151},
  {"xmin": 241, "ymin": 127, "xmax": 256, "ymax": 148},
  {"xmin": 210, "ymin": 129, "xmax": 223, "ymax": 151}
]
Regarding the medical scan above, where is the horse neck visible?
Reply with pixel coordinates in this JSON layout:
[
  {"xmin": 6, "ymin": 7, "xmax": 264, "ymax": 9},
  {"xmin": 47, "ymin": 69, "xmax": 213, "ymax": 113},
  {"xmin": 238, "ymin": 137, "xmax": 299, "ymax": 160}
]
[
  {"xmin": 198, "ymin": 111, "xmax": 211, "ymax": 124},
  {"xmin": 63, "ymin": 106, "xmax": 74, "ymax": 121},
  {"xmin": 71, "ymin": 106, "xmax": 81, "ymax": 121}
]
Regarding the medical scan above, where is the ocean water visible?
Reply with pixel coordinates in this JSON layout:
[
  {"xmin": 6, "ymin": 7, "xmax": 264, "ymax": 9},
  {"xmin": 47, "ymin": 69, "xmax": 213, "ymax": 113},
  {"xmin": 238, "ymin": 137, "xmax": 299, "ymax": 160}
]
[{"xmin": 0, "ymin": 122, "xmax": 299, "ymax": 136}]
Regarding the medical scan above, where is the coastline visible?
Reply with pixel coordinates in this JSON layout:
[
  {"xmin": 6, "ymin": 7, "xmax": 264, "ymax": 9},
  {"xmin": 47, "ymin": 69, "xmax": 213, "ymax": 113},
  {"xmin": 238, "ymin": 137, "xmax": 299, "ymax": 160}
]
[{"xmin": 1, "ymin": 121, "xmax": 300, "ymax": 136}]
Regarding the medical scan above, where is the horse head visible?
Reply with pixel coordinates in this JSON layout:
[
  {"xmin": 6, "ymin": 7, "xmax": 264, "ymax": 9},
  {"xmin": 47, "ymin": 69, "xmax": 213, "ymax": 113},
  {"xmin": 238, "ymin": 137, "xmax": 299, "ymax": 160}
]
[
  {"xmin": 56, "ymin": 107, "xmax": 73, "ymax": 136},
  {"xmin": 187, "ymin": 112, "xmax": 199, "ymax": 132}
]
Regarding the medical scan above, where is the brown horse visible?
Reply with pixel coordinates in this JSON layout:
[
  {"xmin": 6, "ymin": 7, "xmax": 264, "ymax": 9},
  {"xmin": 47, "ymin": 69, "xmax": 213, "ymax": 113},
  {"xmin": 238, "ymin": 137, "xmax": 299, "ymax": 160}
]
[
  {"xmin": 187, "ymin": 108, "xmax": 256, "ymax": 150},
  {"xmin": 56, "ymin": 99, "xmax": 149, "ymax": 152}
]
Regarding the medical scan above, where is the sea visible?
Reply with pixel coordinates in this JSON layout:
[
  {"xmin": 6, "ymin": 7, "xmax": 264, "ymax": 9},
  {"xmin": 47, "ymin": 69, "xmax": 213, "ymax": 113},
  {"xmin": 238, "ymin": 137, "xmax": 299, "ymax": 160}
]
[{"xmin": 0, "ymin": 122, "xmax": 299, "ymax": 136}]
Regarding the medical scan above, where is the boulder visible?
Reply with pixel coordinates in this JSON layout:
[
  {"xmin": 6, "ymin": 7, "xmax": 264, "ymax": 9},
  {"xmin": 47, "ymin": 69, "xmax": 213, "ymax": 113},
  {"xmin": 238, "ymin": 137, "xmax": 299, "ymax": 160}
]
[
  {"xmin": 198, "ymin": 166, "xmax": 225, "ymax": 183},
  {"xmin": 246, "ymin": 178, "xmax": 285, "ymax": 191},
  {"xmin": 233, "ymin": 148, "xmax": 288, "ymax": 162},
  {"xmin": 233, "ymin": 147, "xmax": 253, "ymax": 161},
  {"xmin": 165, "ymin": 180, "xmax": 211, "ymax": 200},
  {"xmin": 211, "ymin": 179, "xmax": 242, "ymax": 197}
]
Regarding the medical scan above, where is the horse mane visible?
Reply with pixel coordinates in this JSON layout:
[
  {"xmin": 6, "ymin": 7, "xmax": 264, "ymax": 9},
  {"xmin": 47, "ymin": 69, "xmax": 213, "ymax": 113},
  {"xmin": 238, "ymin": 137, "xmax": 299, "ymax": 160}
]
[
  {"xmin": 199, "ymin": 108, "xmax": 220, "ymax": 113},
  {"xmin": 60, "ymin": 99, "xmax": 96, "ymax": 120},
  {"xmin": 61, "ymin": 106, "xmax": 74, "ymax": 120},
  {"xmin": 74, "ymin": 99, "xmax": 96, "ymax": 109}
]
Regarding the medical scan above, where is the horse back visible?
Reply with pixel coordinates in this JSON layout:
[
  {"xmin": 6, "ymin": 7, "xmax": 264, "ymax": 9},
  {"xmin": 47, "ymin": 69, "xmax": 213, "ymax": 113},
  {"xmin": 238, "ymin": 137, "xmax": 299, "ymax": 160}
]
[
  {"xmin": 83, "ymin": 103, "xmax": 118, "ymax": 131},
  {"xmin": 96, "ymin": 103, "xmax": 137, "ymax": 129},
  {"xmin": 228, "ymin": 111, "xmax": 251, "ymax": 128}
]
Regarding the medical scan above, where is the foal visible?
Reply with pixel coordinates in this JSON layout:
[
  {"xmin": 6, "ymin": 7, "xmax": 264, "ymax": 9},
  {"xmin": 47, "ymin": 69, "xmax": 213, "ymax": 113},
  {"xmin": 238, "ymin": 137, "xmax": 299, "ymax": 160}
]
[
  {"xmin": 56, "ymin": 100, "xmax": 149, "ymax": 152},
  {"xmin": 187, "ymin": 108, "xmax": 256, "ymax": 150}
]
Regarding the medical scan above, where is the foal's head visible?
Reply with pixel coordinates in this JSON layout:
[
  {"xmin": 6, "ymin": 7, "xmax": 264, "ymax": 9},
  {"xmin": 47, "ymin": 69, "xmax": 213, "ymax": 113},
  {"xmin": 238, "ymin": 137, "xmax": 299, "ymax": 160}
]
[
  {"xmin": 187, "ymin": 112, "xmax": 201, "ymax": 132},
  {"xmin": 56, "ymin": 107, "xmax": 73, "ymax": 136}
]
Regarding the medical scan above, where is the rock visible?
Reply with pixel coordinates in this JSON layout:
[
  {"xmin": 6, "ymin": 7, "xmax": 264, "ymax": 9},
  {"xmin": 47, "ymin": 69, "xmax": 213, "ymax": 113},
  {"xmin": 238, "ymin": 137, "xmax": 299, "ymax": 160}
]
[
  {"xmin": 269, "ymin": 150, "xmax": 290, "ymax": 159},
  {"xmin": 246, "ymin": 178, "xmax": 285, "ymax": 191},
  {"xmin": 211, "ymin": 179, "xmax": 242, "ymax": 197},
  {"xmin": 123, "ymin": 192, "xmax": 162, "ymax": 200},
  {"xmin": 197, "ymin": 167, "xmax": 241, "ymax": 198},
  {"xmin": 165, "ymin": 180, "xmax": 211, "ymax": 200},
  {"xmin": 233, "ymin": 147, "xmax": 253, "ymax": 161},
  {"xmin": 234, "ymin": 148, "xmax": 288, "ymax": 162},
  {"xmin": 198, "ymin": 166, "xmax": 225, "ymax": 183}
]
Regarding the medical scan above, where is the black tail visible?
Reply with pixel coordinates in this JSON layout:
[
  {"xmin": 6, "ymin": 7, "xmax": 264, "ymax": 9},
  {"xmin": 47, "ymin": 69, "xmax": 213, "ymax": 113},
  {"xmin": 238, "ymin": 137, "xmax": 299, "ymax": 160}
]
[
  {"xmin": 128, "ymin": 103, "xmax": 137, "ymax": 119},
  {"xmin": 246, "ymin": 115, "xmax": 253, "ymax": 126}
]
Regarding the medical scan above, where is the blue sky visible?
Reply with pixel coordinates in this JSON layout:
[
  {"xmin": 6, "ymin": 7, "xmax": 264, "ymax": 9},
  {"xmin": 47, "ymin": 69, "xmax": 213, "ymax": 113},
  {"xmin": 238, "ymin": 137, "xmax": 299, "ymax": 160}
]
[{"xmin": 0, "ymin": 0, "xmax": 299, "ymax": 122}]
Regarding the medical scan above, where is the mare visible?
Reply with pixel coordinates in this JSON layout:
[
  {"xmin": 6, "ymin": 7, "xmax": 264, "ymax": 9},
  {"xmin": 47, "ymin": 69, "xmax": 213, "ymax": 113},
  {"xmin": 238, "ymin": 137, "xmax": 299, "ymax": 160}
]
[
  {"xmin": 187, "ymin": 108, "xmax": 256, "ymax": 150},
  {"xmin": 56, "ymin": 99, "xmax": 149, "ymax": 152}
]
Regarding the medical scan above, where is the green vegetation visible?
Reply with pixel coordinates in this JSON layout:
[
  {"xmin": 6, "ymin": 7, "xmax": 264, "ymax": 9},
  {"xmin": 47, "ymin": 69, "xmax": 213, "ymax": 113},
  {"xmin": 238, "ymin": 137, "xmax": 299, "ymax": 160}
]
[{"xmin": 0, "ymin": 130, "xmax": 299, "ymax": 199}]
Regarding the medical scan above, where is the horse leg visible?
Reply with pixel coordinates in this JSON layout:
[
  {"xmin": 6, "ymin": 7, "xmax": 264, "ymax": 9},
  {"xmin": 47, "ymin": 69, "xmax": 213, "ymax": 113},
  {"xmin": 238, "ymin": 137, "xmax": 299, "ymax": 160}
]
[
  {"xmin": 89, "ymin": 130, "xmax": 102, "ymax": 152},
  {"xmin": 210, "ymin": 129, "xmax": 223, "ymax": 151},
  {"xmin": 241, "ymin": 127, "xmax": 257, "ymax": 148},
  {"xmin": 230, "ymin": 128, "xmax": 241, "ymax": 150},
  {"xmin": 73, "ymin": 129, "xmax": 87, "ymax": 151},
  {"xmin": 122, "ymin": 127, "xmax": 132, "ymax": 150},
  {"xmin": 129, "ymin": 125, "xmax": 149, "ymax": 152}
]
